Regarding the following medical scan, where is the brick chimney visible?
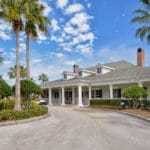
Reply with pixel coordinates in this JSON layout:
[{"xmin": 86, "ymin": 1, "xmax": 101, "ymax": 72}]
[
  {"xmin": 137, "ymin": 48, "xmax": 145, "ymax": 67},
  {"xmin": 73, "ymin": 64, "xmax": 79, "ymax": 73}
]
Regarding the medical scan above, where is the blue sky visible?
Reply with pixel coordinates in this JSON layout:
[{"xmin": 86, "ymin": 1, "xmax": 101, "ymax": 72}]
[{"xmin": 0, "ymin": 0, "xmax": 150, "ymax": 85}]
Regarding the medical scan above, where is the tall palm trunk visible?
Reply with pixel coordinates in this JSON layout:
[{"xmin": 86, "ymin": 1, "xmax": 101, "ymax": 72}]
[
  {"xmin": 26, "ymin": 33, "xmax": 30, "ymax": 80},
  {"xmin": 14, "ymin": 27, "xmax": 21, "ymax": 111}
]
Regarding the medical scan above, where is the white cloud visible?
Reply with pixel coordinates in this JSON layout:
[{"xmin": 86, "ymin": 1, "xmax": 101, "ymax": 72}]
[
  {"xmin": 3, "ymin": 60, "xmax": 13, "ymax": 65},
  {"xmin": 64, "ymin": 26, "xmax": 78, "ymax": 35},
  {"xmin": 76, "ymin": 44, "xmax": 92, "ymax": 55},
  {"xmin": 50, "ymin": 52, "xmax": 65, "ymax": 58},
  {"xmin": 20, "ymin": 43, "xmax": 26, "ymax": 53},
  {"xmin": 51, "ymin": 19, "xmax": 60, "ymax": 31},
  {"xmin": 63, "ymin": 60, "xmax": 77, "ymax": 65},
  {"xmin": 70, "ymin": 12, "xmax": 93, "ymax": 26},
  {"xmin": 56, "ymin": 0, "xmax": 68, "ymax": 9},
  {"xmin": 50, "ymin": 3, "xmax": 95, "ymax": 55},
  {"xmin": 39, "ymin": 1, "xmax": 52, "ymax": 16},
  {"xmin": 0, "ymin": 20, "xmax": 11, "ymax": 40},
  {"xmin": 0, "ymin": 21, "xmax": 11, "ymax": 30},
  {"xmin": 78, "ymin": 24, "xmax": 90, "ymax": 32},
  {"xmin": 0, "ymin": 31, "xmax": 10, "ymax": 40},
  {"xmin": 36, "ymin": 29, "xmax": 48, "ymax": 44},
  {"xmin": 78, "ymin": 32, "xmax": 95, "ymax": 44},
  {"xmin": 65, "ymin": 3, "xmax": 84, "ymax": 14},
  {"xmin": 87, "ymin": 3, "xmax": 91, "ymax": 8},
  {"xmin": 31, "ymin": 59, "xmax": 42, "ymax": 64},
  {"xmin": 97, "ymin": 44, "xmax": 138, "ymax": 64}
]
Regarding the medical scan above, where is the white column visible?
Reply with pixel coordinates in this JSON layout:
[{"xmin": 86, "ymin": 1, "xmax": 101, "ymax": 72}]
[
  {"xmin": 72, "ymin": 87, "xmax": 75, "ymax": 105},
  {"xmin": 138, "ymin": 82, "xmax": 143, "ymax": 87},
  {"xmin": 49, "ymin": 88, "xmax": 52, "ymax": 105},
  {"xmin": 89, "ymin": 86, "xmax": 91, "ymax": 100},
  {"xmin": 138, "ymin": 82, "xmax": 143, "ymax": 100},
  {"xmin": 109, "ymin": 84, "xmax": 113, "ymax": 99},
  {"xmin": 61, "ymin": 87, "xmax": 65, "ymax": 105},
  {"xmin": 78, "ymin": 85, "xmax": 83, "ymax": 106}
]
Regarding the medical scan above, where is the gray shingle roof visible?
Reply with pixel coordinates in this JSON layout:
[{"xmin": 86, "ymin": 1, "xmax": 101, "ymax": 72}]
[
  {"xmin": 44, "ymin": 60, "xmax": 150, "ymax": 85},
  {"xmin": 84, "ymin": 65, "xmax": 150, "ymax": 82}
]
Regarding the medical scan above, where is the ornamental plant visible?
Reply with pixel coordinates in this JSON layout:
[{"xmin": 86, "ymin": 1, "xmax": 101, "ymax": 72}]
[
  {"xmin": 0, "ymin": 79, "xmax": 12, "ymax": 99},
  {"xmin": 20, "ymin": 80, "xmax": 43, "ymax": 109},
  {"xmin": 122, "ymin": 85, "xmax": 147, "ymax": 108}
]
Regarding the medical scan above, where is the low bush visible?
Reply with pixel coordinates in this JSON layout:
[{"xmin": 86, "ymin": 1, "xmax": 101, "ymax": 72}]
[
  {"xmin": 0, "ymin": 102, "xmax": 48, "ymax": 122},
  {"xmin": 0, "ymin": 100, "xmax": 14, "ymax": 110},
  {"xmin": 0, "ymin": 79, "xmax": 12, "ymax": 98},
  {"xmin": 90, "ymin": 99, "xmax": 121, "ymax": 109},
  {"xmin": 90, "ymin": 99, "xmax": 150, "ymax": 109}
]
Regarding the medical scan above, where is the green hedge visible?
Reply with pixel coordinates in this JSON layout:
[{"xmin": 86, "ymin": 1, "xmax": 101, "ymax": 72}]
[
  {"xmin": 0, "ymin": 100, "xmax": 14, "ymax": 110},
  {"xmin": 90, "ymin": 99, "xmax": 121, "ymax": 109},
  {"xmin": 0, "ymin": 102, "xmax": 48, "ymax": 121},
  {"xmin": 90, "ymin": 99, "xmax": 150, "ymax": 109}
]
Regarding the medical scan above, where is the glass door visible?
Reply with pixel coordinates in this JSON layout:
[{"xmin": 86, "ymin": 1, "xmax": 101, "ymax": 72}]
[{"xmin": 65, "ymin": 91, "xmax": 72, "ymax": 104}]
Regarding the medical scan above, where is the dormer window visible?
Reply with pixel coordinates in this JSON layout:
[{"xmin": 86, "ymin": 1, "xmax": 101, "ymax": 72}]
[
  {"xmin": 79, "ymin": 71, "xmax": 82, "ymax": 77},
  {"xmin": 97, "ymin": 68, "xmax": 101, "ymax": 74},
  {"xmin": 64, "ymin": 74, "xmax": 67, "ymax": 80}
]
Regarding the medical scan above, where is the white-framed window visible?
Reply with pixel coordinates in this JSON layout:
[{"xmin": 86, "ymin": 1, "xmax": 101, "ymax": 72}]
[
  {"xmin": 64, "ymin": 74, "xmax": 67, "ymax": 79},
  {"xmin": 92, "ymin": 90, "xmax": 102, "ymax": 98},
  {"xmin": 54, "ymin": 91, "xmax": 59, "ymax": 99},
  {"xmin": 113, "ymin": 89, "xmax": 121, "ymax": 98},
  {"xmin": 79, "ymin": 71, "xmax": 82, "ymax": 77},
  {"xmin": 97, "ymin": 68, "xmax": 101, "ymax": 74}
]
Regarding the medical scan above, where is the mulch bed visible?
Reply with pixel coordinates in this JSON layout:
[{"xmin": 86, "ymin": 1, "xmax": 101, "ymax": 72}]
[{"xmin": 120, "ymin": 109, "xmax": 150, "ymax": 118}]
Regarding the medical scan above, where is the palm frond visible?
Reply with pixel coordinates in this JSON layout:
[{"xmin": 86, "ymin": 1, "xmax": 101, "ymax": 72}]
[
  {"xmin": 135, "ymin": 26, "xmax": 150, "ymax": 40},
  {"xmin": 140, "ymin": 0, "xmax": 150, "ymax": 5},
  {"xmin": 146, "ymin": 33, "xmax": 150, "ymax": 43}
]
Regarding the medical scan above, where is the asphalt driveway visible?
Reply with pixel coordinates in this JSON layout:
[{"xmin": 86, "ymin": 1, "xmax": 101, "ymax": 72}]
[{"xmin": 0, "ymin": 106, "xmax": 150, "ymax": 150}]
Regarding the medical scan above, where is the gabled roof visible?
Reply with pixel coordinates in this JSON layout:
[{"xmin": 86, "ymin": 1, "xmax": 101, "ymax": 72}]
[
  {"xmin": 42, "ymin": 60, "xmax": 150, "ymax": 86},
  {"xmin": 84, "ymin": 60, "xmax": 134, "ymax": 72}
]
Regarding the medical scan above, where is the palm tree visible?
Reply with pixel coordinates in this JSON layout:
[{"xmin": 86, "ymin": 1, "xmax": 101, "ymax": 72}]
[
  {"xmin": 0, "ymin": 0, "xmax": 26, "ymax": 110},
  {"xmin": 38, "ymin": 73, "xmax": 48, "ymax": 83},
  {"xmin": 0, "ymin": 51, "xmax": 4, "ymax": 64},
  {"xmin": 8, "ymin": 65, "xmax": 26, "ymax": 80},
  {"xmin": 24, "ymin": 1, "xmax": 51, "ymax": 80},
  {"xmin": 131, "ymin": 0, "xmax": 150, "ymax": 43}
]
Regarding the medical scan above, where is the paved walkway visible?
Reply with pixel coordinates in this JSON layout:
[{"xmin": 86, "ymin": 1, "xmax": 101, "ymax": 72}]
[{"xmin": 0, "ymin": 106, "xmax": 150, "ymax": 150}]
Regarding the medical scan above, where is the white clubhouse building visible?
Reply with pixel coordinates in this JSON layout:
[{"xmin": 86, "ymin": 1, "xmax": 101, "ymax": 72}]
[{"xmin": 41, "ymin": 48, "xmax": 150, "ymax": 106}]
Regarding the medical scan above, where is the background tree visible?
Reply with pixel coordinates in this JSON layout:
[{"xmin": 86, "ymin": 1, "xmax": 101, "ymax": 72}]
[
  {"xmin": 21, "ymin": 80, "xmax": 43, "ymax": 109},
  {"xmin": 0, "ymin": 51, "xmax": 4, "ymax": 64},
  {"xmin": 131, "ymin": 0, "xmax": 150, "ymax": 43},
  {"xmin": 8, "ymin": 65, "xmax": 26, "ymax": 80},
  {"xmin": 38, "ymin": 73, "xmax": 48, "ymax": 83},
  {"xmin": 122, "ymin": 85, "xmax": 147, "ymax": 108},
  {"xmin": 0, "ymin": 79, "xmax": 12, "ymax": 99},
  {"xmin": 24, "ymin": 0, "xmax": 51, "ymax": 80},
  {"xmin": 0, "ymin": 0, "xmax": 26, "ymax": 110}
]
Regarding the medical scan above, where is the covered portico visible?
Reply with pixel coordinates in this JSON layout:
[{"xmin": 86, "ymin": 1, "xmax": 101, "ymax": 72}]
[{"xmin": 41, "ymin": 78, "xmax": 150, "ymax": 107}]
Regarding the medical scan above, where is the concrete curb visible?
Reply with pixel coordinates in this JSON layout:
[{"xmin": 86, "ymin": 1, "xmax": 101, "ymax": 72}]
[
  {"xmin": 118, "ymin": 111, "xmax": 150, "ymax": 123},
  {"xmin": 0, "ymin": 113, "xmax": 50, "ymax": 127},
  {"xmin": 89, "ymin": 108, "xmax": 150, "ymax": 123}
]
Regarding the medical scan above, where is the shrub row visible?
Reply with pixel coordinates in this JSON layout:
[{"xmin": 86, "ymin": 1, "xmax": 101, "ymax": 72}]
[
  {"xmin": 90, "ymin": 99, "xmax": 121, "ymax": 109},
  {"xmin": 90, "ymin": 99, "xmax": 150, "ymax": 109},
  {"xmin": 0, "ymin": 102, "xmax": 48, "ymax": 121},
  {"xmin": 0, "ymin": 100, "xmax": 14, "ymax": 110}
]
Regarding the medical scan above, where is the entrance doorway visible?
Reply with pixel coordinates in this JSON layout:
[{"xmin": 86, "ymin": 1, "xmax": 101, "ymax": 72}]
[{"xmin": 65, "ymin": 91, "xmax": 72, "ymax": 104}]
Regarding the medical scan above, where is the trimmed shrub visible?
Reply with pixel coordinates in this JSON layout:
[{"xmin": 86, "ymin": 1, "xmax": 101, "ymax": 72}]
[
  {"xmin": 0, "ymin": 102, "xmax": 48, "ymax": 121},
  {"xmin": 0, "ymin": 100, "xmax": 14, "ymax": 110},
  {"xmin": 90, "ymin": 99, "xmax": 128, "ymax": 109},
  {"xmin": 20, "ymin": 80, "xmax": 43, "ymax": 109},
  {"xmin": 90, "ymin": 99, "xmax": 150, "ymax": 109},
  {"xmin": 122, "ymin": 86, "xmax": 148, "ymax": 109},
  {"xmin": 0, "ymin": 79, "xmax": 12, "ymax": 98}
]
